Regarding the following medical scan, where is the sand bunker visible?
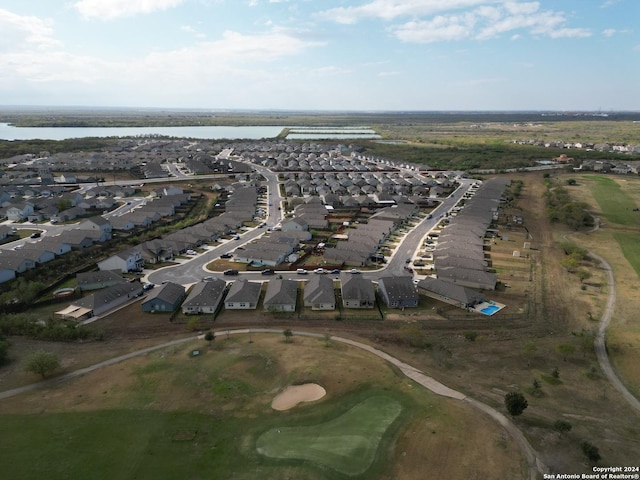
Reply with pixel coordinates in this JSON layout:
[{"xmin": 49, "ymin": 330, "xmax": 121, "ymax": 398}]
[{"xmin": 271, "ymin": 383, "xmax": 326, "ymax": 411}]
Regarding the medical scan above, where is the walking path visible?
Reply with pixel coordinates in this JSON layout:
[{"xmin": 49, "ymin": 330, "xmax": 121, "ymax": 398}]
[
  {"xmin": 588, "ymin": 251, "xmax": 640, "ymax": 412},
  {"xmin": 0, "ymin": 327, "xmax": 547, "ymax": 479}
]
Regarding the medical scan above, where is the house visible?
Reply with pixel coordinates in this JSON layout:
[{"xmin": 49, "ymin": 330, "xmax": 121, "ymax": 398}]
[
  {"xmin": 6, "ymin": 203, "xmax": 35, "ymax": 221},
  {"xmin": 416, "ymin": 277, "xmax": 485, "ymax": 310},
  {"xmin": 97, "ymin": 248, "xmax": 144, "ymax": 273},
  {"xmin": 78, "ymin": 216, "xmax": 112, "ymax": 241},
  {"xmin": 437, "ymin": 266, "xmax": 498, "ymax": 291},
  {"xmin": 181, "ymin": 279, "xmax": 226, "ymax": 315},
  {"xmin": 340, "ymin": 273, "xmax": 375, "ymax": 309},
  {"xmin": 303, "ymin": 275, "xmax": 336, "ymax": 310},
  {"xmin": 0, "ymin": 225, "xmax": 14, "ymax": 241},
  {"xmin": 76, "ymin": 270, "xmax": 125, "ymax": 291},
  {"xmin": 141, "ymin": 282, "xmax": 185, "ymax": 313},
  {"xmin": 264, "ymin": 279, "xmax": 298, "ymax": 312},
  {"xmin": 225, "ymin": 279, "xmax": 261, "ymax": 309},
  {"xmin": 377, "ymin": 276, "xmax": 419, "ymax": 309},
  {"xmin": 0, "ymin": 267, "xmax": 16, "ymax": 284},
  {"xmin": 0, "ymin": 254, "xmax": 36, "ymax": 273},
  {"xmin": 56, "ymin": 281, "xmax": 143, "ymax": 319},
  {"xmin": 17, "ymin": 247, "xmax": 56, "ymax": 265},
  {"xmin": 281, "ymin": 217, "xmax": 309, "ymax": 232}
]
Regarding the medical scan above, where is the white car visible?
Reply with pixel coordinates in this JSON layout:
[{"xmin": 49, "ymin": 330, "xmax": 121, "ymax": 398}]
[
  {"xmin": 349, "ymin": 269, "xmax": 360, "ymax": 274},
  {"xmin": 314, "ymin": 268, "xmax": 327, "ymax": 274},
  {"xmin": 296, "ymin": 269, "xmax": 308, "ymax": 275},
  {"xmin": 186, "ymin": 249, "xmax": 197, "ymax": 255}
]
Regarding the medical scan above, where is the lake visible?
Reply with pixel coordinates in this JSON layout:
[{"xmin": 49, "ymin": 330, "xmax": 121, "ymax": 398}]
[
  {"xmin": 0, "ymin": 123, "xmax": 285, "ymax": 141},
  {"xmin": 0, "ymin": 123, "xmax": 382, "ymax": 141}
]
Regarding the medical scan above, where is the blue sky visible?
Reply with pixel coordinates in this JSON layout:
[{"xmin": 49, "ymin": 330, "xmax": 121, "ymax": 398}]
[{"xmin": 1, "ymin": 0, "xmax": 638, "ymax": 111}]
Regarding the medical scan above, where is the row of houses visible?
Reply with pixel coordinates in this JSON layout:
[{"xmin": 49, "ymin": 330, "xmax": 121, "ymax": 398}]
[
  {"xmin": 430, "ymin": 179, "xmax": 510, "ymax": 292},
  {"xmin": 0, "ymin": 216, "xmax": 112, "ymax": 284},
  {"xmin": 98, "ymin": 184, "xmax": 260, "ymax": 272},
  {"xmin": 57, "ymin": 274, "xmax": 422, "ymax": 320}
]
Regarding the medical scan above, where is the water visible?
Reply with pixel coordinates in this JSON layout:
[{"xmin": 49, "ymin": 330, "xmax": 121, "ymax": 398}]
[
  {"xmin": 480, "ymin": 305, "xmax": 501, "ymax": 315},
  {"xmin": 0, "ymin": 123, "xmax": 285, "ymax": 141}
]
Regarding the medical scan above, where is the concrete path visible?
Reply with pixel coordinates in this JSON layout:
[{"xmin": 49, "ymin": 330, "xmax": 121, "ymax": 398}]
[{"xmin": 588, "ymin": 251, "xmax": 640, "ymax": 412}]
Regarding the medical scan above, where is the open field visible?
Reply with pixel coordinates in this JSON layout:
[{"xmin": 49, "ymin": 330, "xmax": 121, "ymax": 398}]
[{"xmin": 0, "ymin": 334, "xmax": 526, "ymax": 480}]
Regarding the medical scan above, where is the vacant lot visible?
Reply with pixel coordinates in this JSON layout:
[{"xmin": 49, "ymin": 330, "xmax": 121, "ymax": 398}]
[{"xmin": 0, "ymin": 334, "xmax": 525, "ymax": 480}]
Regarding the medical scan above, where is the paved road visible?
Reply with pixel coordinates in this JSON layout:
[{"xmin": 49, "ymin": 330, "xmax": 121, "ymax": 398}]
[{"xmin": 0, "ymin": 328, "xmax": 547, "ymax": 478}]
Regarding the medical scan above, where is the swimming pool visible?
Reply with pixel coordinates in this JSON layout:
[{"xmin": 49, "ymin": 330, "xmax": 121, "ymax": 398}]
[{"xmin": 480, "ymin": 305, "xmax": 500, "ymax": 315}]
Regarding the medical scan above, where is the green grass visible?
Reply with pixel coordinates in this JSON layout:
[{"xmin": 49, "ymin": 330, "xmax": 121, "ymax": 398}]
[
  {"xmin": 0, "ymin": 410, "xmax": 244, "ymax": 480},
  {"xmin": 586, "ymin": 175, "xmax": 639, "ymax": 226},
  {"xmin": 614, "ymin": 232, "xmax": 640, "ymax": 277},
  {"xmin": 256, "ymin": 395, "xmax": 402, "ymax": 476}
]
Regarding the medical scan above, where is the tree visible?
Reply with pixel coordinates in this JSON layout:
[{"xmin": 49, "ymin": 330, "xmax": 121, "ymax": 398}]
[
  {"xmin": 283, "ymin": 328, "xmax": 293, "ymax": 343},
  {"xmin": 553, "ymin": 420, "xmax": 572, "ymax": 435},
  {"xmin": 581, "ymin": 441, "xmax": 601, "ymax": 463},
  {"xmin": 504, "ymin": 392, "xmax": 528, "ymax": 417},
  {"xmin": 204, "ymin": 330, "xmax": 214, "ymax": 347},
  {"xmin": 24, "ymin": 351, "xmax": 60, "ymax": 378}
]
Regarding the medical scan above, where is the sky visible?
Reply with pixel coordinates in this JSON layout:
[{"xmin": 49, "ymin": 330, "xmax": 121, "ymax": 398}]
[{"xmin": 0, "ymin": 0, "xmax": 638, "ymax": 111}]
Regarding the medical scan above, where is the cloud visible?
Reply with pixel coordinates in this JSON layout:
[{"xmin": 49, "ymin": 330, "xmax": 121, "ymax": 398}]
[
  {"xmin": 73, "ymin": 0, "xmax": 187, "ymax": 20},
  {"xmin": 317, "ymin": 0, "xmax": 500, "ymax": 24},
  {"xmin": 389, "ymin": 2, "xmax": 591, "ymax": 43},
  {"xmin": 0, "ymin": 8, "xmax": 60, "ymax": 52}
]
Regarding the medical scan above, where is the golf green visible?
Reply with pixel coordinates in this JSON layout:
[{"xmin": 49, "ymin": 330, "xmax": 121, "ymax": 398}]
[{"xmin": 256, "ymin": 395, "xmax": 402, "ymax": 476}]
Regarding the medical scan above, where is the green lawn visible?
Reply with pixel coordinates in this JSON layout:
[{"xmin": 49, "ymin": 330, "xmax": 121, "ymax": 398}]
[
  {"xmin": 614, "ymin": 232, "xmax": 640, "ymax": 277},
  {"xmin": 256, "ymin": 395, "xmax": 402, "ymax": 476},
  {"xmin": 586, "ymin": 175, "xmax": 639, "ymax": 226}
]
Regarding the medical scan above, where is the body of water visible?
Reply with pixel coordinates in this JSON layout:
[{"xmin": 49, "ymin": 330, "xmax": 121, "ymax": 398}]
[{"xmin": 0, "ymin": 123, "xmax": 285, "ymax": 141}]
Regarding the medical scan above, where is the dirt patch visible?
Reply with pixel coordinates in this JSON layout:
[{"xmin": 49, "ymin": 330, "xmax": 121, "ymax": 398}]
[{"xmin": 271, "ymin": 383, "xmax": 326, "ymax": 411}]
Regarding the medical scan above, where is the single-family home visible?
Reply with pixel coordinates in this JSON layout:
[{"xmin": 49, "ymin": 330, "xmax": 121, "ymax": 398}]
[
  {"xmin": 224, "ymin": 279, "xmax": 261, "ymax": 310},
  {"xmin": 78, "ymin": 216, "xmax": 112, "ymax": 241},
  {"xmin": 141, "ymin": 282, "xmax": 185, "ymax": 313},
  {"xmin": 303, "ymin": 275, "xmax": 336, "ymax": 310},
  {"xmin": 377, "ymin": 276, "xmax": 419, "ymax": 309},
  {"xmin": 97, "ymin": 248, "xmax": 144, "ymax": 273},
  {"xmin": 181, "ymin": 279, "xmax": 226, "ymax": 315},
  {"xmin": 56, "ymin": 281, "xmax": 143, "ymax": 319},
  {"xmin": 76, "ymin": 270, "xmax": 125, "ymax": 291},
  {"xmin": 416, "ymin": 277, "xmax": 485, "ymax": 310},
  {"xmin": 264, "ymin": 279, "xmax": 298, "ymax": 312},
  {"xmin": 340, "ymin": 273, "xmax": 375, "ymax": 309}
]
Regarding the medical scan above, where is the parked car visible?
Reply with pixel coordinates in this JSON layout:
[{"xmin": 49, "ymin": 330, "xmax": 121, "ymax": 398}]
[
  {"xmin": 261, "ymin": 269, "xmax": 275, "ymax": 276},
  {"xmin": 233, "ymin": 235, "xmax": 240, "ymax": 240},
  {"xmin": 349, "ymin": 269, "xmax": 360, "ymax": 274},
  {"xmin": 203, "ymin": 276, "xmax": 216, "ymax": 281},
  {"xmin": 314, "ymin": 268, "xmax": 327, "ymax": 274},
  {"xmin": 296, "ymin": 268, "xmax": 308, "ymax": 275},
  {"xmin": 426, "ymin": 214, "xmax": 433, "ymax": 219},
  {"xmin": 186, "ymin": 249, "xmax": 197, "ymax": 255},
  {"xmin": 220, "ymin": 253, "xmax": 233, "ymax": 259},
  {"xmin": 330, "ymin": 269, "xmax": 341, "ymax": 274},
  {"xmin": 30, "ymin": 232, "xmax": 41, "ymax": 238},
  {"xmin": 142, "ymin": 283, "xmax": 155, "ymax": 291},
  {"xmin": 223, "ymin": 269, "xmax": 239, "ymax": 276}
]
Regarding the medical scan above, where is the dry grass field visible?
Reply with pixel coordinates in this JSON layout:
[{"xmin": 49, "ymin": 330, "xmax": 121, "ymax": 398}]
[{"xmin": 0, "ymin": 334, "xmax": 526, "ymax": 480}]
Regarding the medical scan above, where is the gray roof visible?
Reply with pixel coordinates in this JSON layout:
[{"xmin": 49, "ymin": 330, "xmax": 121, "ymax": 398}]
[
  {"xmin": 378, "ymin": 276, "xmax": 418, "ymax": 302},
  {"xmin": 264, "ymin": 279, "xmax": 298, "ymax": 307},
  {"xmin": 417, "ymin": 277, "xmax": 485, "ymax": 306},
  {"xmin": 182, "ymin": 279, "xmax": 226, "ymax": 309},
  {"xmin": 304, "ymin": 275, "xmax": 335, "ymax": 305},
  {"xmin": 76, "ymin": 270, "xmax": 124, "ymax": 287},
  {"xmin": 340, "ymin": 273, "xmax": 375, "ymax": 302},
  {"xmin": 75, "ymin": 281, "xmax": 143, "ymax": 310},
  {"xmin": 225, "ymin": 279, "xmax": 261, "ymax": 304},
  {"xmin": 143, "ymin": 282, "xmax": 185, "ymax": 306}
]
